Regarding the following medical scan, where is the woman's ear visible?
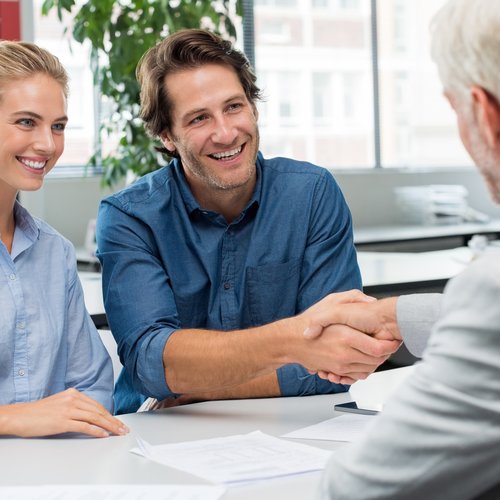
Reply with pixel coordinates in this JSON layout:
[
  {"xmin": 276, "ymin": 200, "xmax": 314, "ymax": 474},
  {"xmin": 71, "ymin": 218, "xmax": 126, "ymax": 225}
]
[{"xmin": 471, "ymin": 86, "xmax": 500, "ymax": 148}]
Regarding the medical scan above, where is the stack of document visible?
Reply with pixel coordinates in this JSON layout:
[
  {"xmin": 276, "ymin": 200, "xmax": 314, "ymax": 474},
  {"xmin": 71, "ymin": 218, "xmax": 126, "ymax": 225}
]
[
  {"xmin": 394, "ymin": 185, "xmax": 488, "ymax": 224},
  {"xmin": 132, "ymin": 431, "xmax": 332, "ymax": 485}
]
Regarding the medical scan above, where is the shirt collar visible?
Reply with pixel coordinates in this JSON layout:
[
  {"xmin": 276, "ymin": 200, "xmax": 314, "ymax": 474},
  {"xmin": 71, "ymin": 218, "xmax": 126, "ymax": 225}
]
[
  {"xmin": 9, "ymin": 202, "xmax": 39, "ymax": 260},
  {"xmin": 172, "ymin": 152, "xmax": 263, "ymax": 218},
  {"xmin": 14, "ymin": 201, "xmax": 40, "ymax": 242}
]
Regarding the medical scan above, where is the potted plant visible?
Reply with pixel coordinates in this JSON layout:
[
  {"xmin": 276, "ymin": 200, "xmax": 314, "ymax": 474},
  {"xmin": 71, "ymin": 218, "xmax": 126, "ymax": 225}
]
[{"xmin": 41, "ymin": 0, "xmax": 242, "ymax": 187}]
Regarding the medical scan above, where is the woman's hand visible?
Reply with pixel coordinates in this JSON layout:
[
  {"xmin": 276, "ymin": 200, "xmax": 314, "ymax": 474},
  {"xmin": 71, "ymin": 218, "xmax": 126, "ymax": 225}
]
[{"xmin": 0, "ymin": 389, "xmax": 129, "ymax": 438}]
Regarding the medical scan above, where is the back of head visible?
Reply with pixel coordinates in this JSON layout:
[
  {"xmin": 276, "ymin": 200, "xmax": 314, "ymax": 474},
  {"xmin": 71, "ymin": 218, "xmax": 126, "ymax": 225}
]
[
  {"xmin": 430, "ymin": 0, "xmax": 500, "ymax": 104},
  {"xmin": 137, "ymin": 29, "xmax": 261, "ymax": 139},
  {"xmin": 0, "ymin": 40, "xmax": 69, "ymax": 102}
]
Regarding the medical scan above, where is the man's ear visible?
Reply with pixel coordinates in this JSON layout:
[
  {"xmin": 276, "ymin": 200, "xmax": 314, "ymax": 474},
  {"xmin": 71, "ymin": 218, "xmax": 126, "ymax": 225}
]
[
  {"xmin": 159, "ymin": 130, "xmax": 176, "ymax": 154},
  {"xmin": 471, "ymin": 86, "xmax": 500, "ymax": 148},
  {"xmin": 251, "ymin": 103, "xmax": 259, "ymax": 121}
]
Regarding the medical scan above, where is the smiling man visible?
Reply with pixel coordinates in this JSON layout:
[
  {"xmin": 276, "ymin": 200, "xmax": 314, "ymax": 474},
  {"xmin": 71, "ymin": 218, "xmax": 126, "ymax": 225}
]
[{"xmin": 96, "ymin": 29, "xmax": 399, "ymax": 414}]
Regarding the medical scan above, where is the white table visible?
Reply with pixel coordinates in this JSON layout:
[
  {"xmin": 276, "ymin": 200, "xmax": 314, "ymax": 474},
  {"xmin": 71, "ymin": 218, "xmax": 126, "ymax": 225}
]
[
  {"xmin": 0, "ymin": 367, "xmax": 412, "ymax": 499},
  {"xmin": 354, "ymin": 219, "xmax": 500, "ymax": 246},
  {"xmin": 79, "ymin": 271, "xmax": 107, "ymax": 327},
  {"xmin": 358, "ymin": 246, "xmax": 473, "ymax": 296}
]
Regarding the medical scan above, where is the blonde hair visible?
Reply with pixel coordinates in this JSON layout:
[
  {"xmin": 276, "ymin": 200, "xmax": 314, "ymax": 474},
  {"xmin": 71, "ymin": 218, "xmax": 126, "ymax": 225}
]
[{"xmin": 0, "ymin": 40, "xmax": 69, "ymax": 101}]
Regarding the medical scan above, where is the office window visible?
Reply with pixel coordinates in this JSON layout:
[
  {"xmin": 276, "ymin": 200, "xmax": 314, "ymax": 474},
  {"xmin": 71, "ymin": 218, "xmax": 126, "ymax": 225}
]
[
  {"xmin": 339, "ymin": 0, "xmax": 361, "ymax": 9},
  {"xmin": 258, "ymin": 18, "xmax": 294, "ymax": 44},
  {"xmin": 255, "ymin": 0, "xmax": 373, "ymax": 167},
  {"xmin": 377, "ymin": 0, "xmax": 473, "ymax": 167},
  {"xmin": 254, "ymin": 0, "xmax": 473, "ymax": 169},
  {"xmin": 258, "ymin": 70, "xmax": 304, "ymax": 157},
  {"xmin": 312, "ymin": 0, "xmax": 361, "ymax": 11},
  {"xmin": 31, "ymin": 0, "xmax": 473, "ymax": 171},
  {"xmin": 255, "ymin": 0, "xmax": 298, "ymax": 7},
  {"xmin": 312, "ymin": 73, "xmax": 332, "ymax": 124},
  {"xmin": 391, "ymin": 0, "xmax": 409, "ymax": 53},
  {"xmin": 277, "ymin": 72, "xmax": 301, "ymax": 124},
  {"xmin": 33, "ymin": 0, "xmax": 96, "ymax": 167}
]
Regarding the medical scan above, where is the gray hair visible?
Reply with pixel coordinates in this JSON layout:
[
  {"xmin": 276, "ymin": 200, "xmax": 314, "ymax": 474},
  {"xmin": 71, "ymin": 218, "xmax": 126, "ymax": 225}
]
[{"xmin": 430, "ymin": 0, "xmax": 500, "ymax": 102}]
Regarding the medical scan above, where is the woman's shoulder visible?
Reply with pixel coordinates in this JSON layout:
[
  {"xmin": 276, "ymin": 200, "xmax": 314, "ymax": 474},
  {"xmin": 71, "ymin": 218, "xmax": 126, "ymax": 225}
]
[{"xmin": 29, "ymin": 216, "xmax": 76, "ymax": 265}]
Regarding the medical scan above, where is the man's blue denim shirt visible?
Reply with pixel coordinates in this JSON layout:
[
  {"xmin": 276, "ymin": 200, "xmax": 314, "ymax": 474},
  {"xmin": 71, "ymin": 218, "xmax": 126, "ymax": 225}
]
[{"xmin": 96, "ymin": 152, "xmax": 361, "ymax": 414}]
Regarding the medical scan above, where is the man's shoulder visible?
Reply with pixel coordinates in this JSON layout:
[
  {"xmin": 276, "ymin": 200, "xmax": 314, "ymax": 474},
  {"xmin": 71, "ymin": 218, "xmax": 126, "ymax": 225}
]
[
  {"xmin": 102, "ymin": 166, "xmax": 174, "ymax": 210},
  {"xmin": 260, "ymin": 154, "xmax": 331, "ymax": 178},
  {"xmin": 259, "ymin": 155, "xmax": 337, "ymax": 194},
  {"xmin": 258, "ymin": 155, "xmax": 344, "ymax": 206}
]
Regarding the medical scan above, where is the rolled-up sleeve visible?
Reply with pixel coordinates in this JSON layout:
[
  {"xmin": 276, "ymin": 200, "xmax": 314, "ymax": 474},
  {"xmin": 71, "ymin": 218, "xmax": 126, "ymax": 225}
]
[{"xmin": 96, "ymin": 199, "xmax": 178, "ymax": 400}]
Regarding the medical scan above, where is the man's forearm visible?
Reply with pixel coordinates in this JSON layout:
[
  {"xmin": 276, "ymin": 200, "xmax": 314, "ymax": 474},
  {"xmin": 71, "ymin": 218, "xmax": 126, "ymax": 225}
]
[
  {"xmin": 178, "ymin": 372, "xmax": 281, "ymax": 404},
  {"xmin": 162, "ymin": 291, "xmax": 400, "ymax": 395},
  {"xmin": 163, "ymin": 317, "xmax": 296, "ymax": 394}
]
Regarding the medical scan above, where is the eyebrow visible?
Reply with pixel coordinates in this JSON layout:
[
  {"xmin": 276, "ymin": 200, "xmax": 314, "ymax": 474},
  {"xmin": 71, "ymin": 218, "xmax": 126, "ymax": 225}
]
[
  {"xmin": 181, "ymin": 93, "xmax": 246, "ymax": 122},
  {"xmin": 11, "ymin": 110, "xmax": 68, "ymax": 122}
]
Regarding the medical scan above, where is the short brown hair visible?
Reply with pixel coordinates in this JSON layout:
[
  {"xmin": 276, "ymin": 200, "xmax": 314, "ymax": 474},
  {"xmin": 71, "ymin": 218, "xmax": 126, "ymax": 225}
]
[
  {"xmin": 137, "ymin": 29, "xmax": 261, "ymax": 142},
  {"xmin": 0, "ymin": 40, "xmax": 69, "ymax": 102}
]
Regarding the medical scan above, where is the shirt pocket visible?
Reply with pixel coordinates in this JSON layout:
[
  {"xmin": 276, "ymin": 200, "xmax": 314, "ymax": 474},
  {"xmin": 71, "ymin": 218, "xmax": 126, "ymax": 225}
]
[{"xmin": 246, "ymin": 258, "xmax": 301, "ymax": 325}]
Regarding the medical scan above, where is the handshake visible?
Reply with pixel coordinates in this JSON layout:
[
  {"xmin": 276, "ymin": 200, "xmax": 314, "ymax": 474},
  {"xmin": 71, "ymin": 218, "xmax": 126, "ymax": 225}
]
[{"xmin": 297, "ymin": 290, "xmax": 403, "ymax": 385}]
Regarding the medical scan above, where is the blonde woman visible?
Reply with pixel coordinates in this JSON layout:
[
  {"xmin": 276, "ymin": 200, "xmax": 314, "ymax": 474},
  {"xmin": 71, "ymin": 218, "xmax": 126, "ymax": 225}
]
[{"xmin": 0, "ymin": 40, "xmax": 128, "ymax": 438}]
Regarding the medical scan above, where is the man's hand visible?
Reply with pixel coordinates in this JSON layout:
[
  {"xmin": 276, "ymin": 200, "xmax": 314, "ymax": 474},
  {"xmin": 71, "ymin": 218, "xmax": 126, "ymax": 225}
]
[
  {"xmin": 0, "ymin": 389, "xmax": 129, "ymax": 438},
  {"xmin": 297, "ymin": 322, "xmax": 400, "ymax": 384},
  {"xmin": 299, "ymin": 292, "xmax": 402, "ymax": 384},
  {"xmin": 303, "ymin": 292, "xmax": 401, "ymax": 342}
]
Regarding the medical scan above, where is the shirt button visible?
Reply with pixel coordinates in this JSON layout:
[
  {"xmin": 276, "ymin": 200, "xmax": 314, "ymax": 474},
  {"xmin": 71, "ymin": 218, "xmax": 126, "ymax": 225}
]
[
  {"xmin": 223, "ymin": 282, "xmax": 231, "ymax": 290},
  {"xmin": 16, "ymin": 321, "xmax": 25, "ymax": 330},
  {"xmin": 18, "ymin": 369, "xmax": 25, "ymax": 377},
  {"xmin": 9, "ymin": 273, "xmax": 16, "ymax": 280}
]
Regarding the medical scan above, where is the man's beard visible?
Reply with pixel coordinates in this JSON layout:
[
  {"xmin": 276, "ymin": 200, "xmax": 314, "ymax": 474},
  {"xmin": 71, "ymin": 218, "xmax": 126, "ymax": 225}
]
[{"xmin": 466, "ymin": 117, "xmax": 500, "ymax": 204}]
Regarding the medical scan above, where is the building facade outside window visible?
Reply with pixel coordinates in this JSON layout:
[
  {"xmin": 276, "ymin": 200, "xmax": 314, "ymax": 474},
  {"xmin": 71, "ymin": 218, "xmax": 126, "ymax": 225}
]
[
  {"xmin": 31, "ymin": 0, "xmax": 473, "ymax": 171},
  {"xmin": 33, "ymin": 0, "xmax": 96, "ymax": 167}
]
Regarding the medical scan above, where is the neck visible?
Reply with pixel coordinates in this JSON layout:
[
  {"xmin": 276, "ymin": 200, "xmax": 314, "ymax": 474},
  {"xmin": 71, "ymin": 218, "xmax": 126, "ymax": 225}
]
[
  {"xmin": 186, "ymin": 169, "xmax": 256, "ymax": 223},
  {"xmin": 0, "ymin": 188, "xmax": 18, "ymax": 252},
  {"xmin": 0, "ymin": 213, "xmax": 16, "ymax": 254},
  {"xmin": 203, "ymin": 192, "xmax": 249, "ymax": 223}
]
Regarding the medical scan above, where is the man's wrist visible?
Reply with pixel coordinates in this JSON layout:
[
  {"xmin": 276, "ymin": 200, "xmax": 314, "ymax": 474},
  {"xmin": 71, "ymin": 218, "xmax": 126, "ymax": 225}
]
[
  {"xmin": 268, "ymin": 315, "xmax": 305, "ymax": 367},
  {"xmin": 377, "ymin": 297, "xmax": 402, "ymax": 341}
]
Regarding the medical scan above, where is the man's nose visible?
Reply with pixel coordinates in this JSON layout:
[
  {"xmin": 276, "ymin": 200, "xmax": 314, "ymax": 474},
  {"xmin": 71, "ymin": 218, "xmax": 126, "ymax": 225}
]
[{"xmin": 211, "ymin": 116, "xmax": 237, "ymax": 144}]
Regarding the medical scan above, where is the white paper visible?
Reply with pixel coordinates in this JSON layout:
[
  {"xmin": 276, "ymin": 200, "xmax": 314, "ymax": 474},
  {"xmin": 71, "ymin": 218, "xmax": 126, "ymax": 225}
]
[
  {"xmin": 283, "ymin": 413, "xmax": 376, "ymax": 442},
  {"xmin": 0, "ymin": 484, "xmax": 226, "ymax": 500},
  {"xmin": 131, "ymin": 430, "xmax": 331, "ymax": 484}
]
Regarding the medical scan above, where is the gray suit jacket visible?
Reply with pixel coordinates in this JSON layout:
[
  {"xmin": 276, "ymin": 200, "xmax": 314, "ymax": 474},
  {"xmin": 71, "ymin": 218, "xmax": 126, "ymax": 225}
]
[{"xmin": 319, "ymin": 250, "xmax": 500, "ymax": 499}]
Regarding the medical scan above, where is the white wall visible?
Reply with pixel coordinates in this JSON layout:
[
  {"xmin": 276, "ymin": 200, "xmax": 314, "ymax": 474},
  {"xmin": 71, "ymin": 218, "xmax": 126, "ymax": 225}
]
[
  {"xmin": 20, "ymin": 176, "xmax": 119, "ymax": 247},
  {"xmin": 335, "ymin": 167, "xmax": 499, "ymax": 227},
  {"xmin": 19, "ymin": 167, "xmax": 499, "ymax": 248}
]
